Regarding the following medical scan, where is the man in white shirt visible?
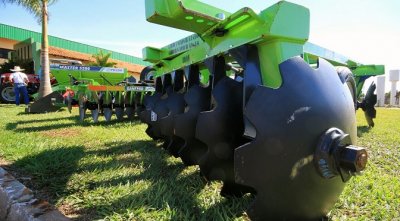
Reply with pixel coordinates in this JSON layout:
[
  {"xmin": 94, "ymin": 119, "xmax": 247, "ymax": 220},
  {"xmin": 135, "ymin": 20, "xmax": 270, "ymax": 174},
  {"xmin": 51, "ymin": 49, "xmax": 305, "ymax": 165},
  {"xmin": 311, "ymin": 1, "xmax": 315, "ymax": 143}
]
[{"xmin": 10, "ymin": 66, "xmax": 29, "ymax": 105}]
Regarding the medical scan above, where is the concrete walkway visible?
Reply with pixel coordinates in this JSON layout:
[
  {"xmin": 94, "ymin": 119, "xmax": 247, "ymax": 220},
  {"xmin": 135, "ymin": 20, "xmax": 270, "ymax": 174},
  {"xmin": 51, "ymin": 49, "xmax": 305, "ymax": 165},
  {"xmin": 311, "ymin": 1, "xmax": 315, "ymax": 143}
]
[{"xmin": 0, "ymin": 167, "xmax": 70, "ymax": 221}]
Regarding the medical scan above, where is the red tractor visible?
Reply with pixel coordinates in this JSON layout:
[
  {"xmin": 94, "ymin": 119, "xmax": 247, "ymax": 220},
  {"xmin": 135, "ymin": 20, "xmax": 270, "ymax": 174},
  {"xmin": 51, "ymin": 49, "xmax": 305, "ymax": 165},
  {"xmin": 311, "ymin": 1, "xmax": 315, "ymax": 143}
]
[
  {"xmin": 0, "ymin": 73, "xmax": 40, "ymax": 103},
  {"xmin": 0, "ymin": 59, "xmax": 81, "ymax": 103}
]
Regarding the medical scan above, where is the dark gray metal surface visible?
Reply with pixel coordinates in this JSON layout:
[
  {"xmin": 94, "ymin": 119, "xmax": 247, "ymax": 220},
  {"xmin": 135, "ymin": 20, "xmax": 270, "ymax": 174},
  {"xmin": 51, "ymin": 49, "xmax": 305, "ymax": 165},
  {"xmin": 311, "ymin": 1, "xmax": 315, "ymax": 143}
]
[{"xmin": 234, "ymin": 57, "xmax": 356, "ymax": 220}]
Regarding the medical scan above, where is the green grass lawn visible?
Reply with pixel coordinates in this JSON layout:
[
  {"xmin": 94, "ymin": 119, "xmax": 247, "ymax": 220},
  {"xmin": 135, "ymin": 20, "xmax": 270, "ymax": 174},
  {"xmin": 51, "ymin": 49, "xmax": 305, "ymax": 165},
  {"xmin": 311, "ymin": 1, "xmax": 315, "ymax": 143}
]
[{"xmin": 0, "ymin": 104, "xmax": 399, "ymax": 221}]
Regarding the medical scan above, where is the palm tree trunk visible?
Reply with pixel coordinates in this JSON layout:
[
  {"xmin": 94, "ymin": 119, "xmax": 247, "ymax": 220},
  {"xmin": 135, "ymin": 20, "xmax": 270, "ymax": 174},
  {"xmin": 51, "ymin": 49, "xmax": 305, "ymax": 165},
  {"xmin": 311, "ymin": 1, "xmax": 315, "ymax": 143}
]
[{"xmin": 38, "ymin": 0, "xmax": 52, "ymax": 98}]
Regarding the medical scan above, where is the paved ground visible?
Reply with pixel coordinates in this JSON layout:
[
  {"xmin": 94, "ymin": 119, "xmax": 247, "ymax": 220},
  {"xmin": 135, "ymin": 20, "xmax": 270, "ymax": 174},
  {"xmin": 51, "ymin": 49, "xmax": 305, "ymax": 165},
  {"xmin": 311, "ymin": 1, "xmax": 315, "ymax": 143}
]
[{"xmin": 0, "ymin": 167, "xmax": 69, "ymax": 221}]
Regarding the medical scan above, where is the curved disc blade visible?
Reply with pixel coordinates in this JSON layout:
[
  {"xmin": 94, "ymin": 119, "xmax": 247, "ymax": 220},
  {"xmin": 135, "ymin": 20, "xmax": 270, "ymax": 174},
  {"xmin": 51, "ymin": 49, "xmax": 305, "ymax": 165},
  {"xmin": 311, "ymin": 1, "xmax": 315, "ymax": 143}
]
[
  {"xmin": 78, "ymin": 97, "xmax": 87, "ymax": 122},
  {"xmin": 91, "ymin": 109, "xmax": 99, "ymax": 123},
  {"xmin": 103, "ymin": 107, "xmax": 113, "ymax": 122},
  {"xmin": 139, "ymin": 93, "xmax": 162, "ymax": 139},
  {"xmin": 125, "ymin": 107, "xmax": 135, "ymax": 120},
  {"xmin": 115, "ymin": 107, "xmax": 124, "ymax": 121},
  {"xmin": 159, "ymin": 92, "xmax": 186, "ymax": 156},
  {"xmin": 234, "ymin": 57, "xmax": 356, "ymax": 220},
  {"xmin": 79, "ymin": 105, "xmax": 86, "ymax": 122},
  {"xmin": 140, "ymin": 93, "xmax": 162, "ymax": 121},
  {"xmin": 150, "ymin": 92, "xmax": 171, "ymax": 144},
  {"xmin": 175, "ymin": 85, "xmax": 211, "ymax": 165},
  {"xmin": 195, "ymin": 77, "xmax": 252, "ymax": 197},
  {"xmin": 67, "ymin": 94, "xmax": 72, "ymax": 113},
  {"xmin": 360, "ymin": 83, "xmax": 377, "ymax": 127}
]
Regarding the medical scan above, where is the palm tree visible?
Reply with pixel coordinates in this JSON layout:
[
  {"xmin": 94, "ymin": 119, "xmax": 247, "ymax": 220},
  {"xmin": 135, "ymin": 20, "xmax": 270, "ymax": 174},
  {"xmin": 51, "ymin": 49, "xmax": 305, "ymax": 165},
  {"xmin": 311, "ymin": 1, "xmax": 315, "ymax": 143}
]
[
  {"xmin": 2, "ymin": 0, "xmax": 57, "ymax": 98},
  {"xmin": 88, "ymin": 50, "xmax": 117, "ymax": 67}
]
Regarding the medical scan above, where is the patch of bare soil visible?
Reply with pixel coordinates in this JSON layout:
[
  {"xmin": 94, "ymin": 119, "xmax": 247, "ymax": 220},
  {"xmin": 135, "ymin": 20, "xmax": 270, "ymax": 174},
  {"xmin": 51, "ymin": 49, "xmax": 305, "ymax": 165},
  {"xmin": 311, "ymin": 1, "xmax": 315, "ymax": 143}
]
[
  {"xmin": 0, "ymin": 157, "xmax": 10, "ymax": 167},
  {"xmin": 59, "ymin": 203, "xmax": 97, "ymax": 221},
  {"xmin": 40, "ymin": 128, "xmax": 81, "ymax": 138}
]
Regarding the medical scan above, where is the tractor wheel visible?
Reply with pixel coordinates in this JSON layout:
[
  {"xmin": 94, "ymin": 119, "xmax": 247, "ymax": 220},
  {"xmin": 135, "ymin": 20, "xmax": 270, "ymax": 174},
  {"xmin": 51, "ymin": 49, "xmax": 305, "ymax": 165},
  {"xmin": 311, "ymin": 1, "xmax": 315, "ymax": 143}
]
[
  {"xmin": 234, "ymin": 57, "xmax": 357, "ymax": 220},
  {"xmin": 0, "ymin": 83, "xmax": 15, "ymax": 103}
]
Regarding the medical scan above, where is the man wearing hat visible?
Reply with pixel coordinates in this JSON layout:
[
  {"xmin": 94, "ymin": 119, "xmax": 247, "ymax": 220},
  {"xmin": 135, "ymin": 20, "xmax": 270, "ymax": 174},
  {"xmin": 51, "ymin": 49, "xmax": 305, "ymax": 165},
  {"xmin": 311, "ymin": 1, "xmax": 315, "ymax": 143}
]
[{"xmin": 10, "ymin": 66, "xmax": 29, "ymax": 106}]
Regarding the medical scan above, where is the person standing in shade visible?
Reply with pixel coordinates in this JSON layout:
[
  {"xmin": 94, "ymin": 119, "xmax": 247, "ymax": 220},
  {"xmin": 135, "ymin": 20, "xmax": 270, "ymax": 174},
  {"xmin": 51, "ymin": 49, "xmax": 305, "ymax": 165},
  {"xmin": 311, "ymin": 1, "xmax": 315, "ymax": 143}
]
[{"xmin": 10, "ymin": 66, "xmax": 30, "ymax": 106}]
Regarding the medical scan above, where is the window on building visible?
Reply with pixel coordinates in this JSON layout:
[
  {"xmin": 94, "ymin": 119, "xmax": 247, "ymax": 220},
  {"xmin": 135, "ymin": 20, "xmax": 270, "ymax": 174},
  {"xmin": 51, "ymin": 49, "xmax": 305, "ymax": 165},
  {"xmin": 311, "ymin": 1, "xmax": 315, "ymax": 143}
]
[{"xmin": 0, "ymin": 48, "xmax": 13, "ymax": 59}]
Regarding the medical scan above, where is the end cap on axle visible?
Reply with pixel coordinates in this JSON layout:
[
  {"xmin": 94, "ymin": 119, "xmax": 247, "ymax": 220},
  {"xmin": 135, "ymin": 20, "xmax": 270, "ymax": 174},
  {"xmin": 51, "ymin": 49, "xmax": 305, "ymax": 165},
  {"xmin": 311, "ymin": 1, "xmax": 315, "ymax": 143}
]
[{"xmin": 314, "ymin": 128, "xmax": 368, "ymax": 182}]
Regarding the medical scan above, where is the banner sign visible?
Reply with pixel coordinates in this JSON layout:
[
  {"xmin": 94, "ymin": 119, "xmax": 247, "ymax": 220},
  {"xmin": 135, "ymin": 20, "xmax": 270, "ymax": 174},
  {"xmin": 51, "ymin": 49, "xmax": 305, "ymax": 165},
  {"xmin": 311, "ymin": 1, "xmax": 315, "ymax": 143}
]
[
  {"xmin": 50, "ymin": 64, "xmax": 125, "ymax": 74},
  {"xmin": 125, "ymin": 85, "xmax": 155, "ymax": 92},
  {"xmin": 165, "ymin": 34, "xmax": 202, "ymax": 56},
  {"xmin": 88, "ymin": 85, "xmax": 125, "ymax": 91}
]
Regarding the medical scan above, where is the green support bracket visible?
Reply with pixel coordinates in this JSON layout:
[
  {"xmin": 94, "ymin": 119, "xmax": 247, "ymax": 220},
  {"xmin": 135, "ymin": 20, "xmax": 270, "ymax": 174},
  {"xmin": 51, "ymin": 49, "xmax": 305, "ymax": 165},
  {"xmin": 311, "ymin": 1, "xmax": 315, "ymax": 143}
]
[
  {"xmin": 144, "ymin": 0, "xmax": 384, "ymax": 90},
  {"xmin": 146, "ymin": 0, "xmax": 231, "ymax": 34},
  {"xmin": 145, "ymin": 1, "xmax": 310, "ymax": 88},
  {"xmin": 351, "ymin": 65, "xmax": 385, "ymax": 77}
]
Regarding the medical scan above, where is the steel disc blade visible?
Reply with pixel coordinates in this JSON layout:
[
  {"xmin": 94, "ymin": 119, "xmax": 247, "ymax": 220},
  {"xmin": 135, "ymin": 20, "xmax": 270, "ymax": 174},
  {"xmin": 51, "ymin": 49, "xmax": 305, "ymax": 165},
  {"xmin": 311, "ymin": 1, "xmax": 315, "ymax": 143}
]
[
  {"xmin": 360, "ymin": 83, "xmax": 377, "ymax": 127},
  {"xmin": 175, "ymin": 85, "xmax": 211, "ymax": 166},
  {"xmin": 140, "ymin": 94, "xmax": 160, "ymax": 123},
  {"xmin": 91, "ymin": 109, "xmax": 99, "ymax": 123},
  {"xmin": 103, "ymin": 107, "xmax": 113, "ymax": 122},
  {"xmin": 140, "ymin": 93, "xmax": 162, "ymax": 139},
  {"xmin": 79, "ymin": 105, "xmax": 86, "ymax": 122},
  {"xmin": 125, "ymin": 107, "xmax": 135, "ymax": 120},
  {"xmin": 195, "ymin": 77, "xmax": 252, "ymax": 197},
  {"xmin": 150, "ymin": 94, "xmax": 170, "ymax": 144},
  {"xmin": 234, "ymin": 57, "xmax": 356, "ymax": 220},
  {"xmin": 364, "ymin": 110, "xmax": 375, "ymax": 127},
  {"xmin": 67, "ymin": 94, "xmax": 72, "ymax": 113},
  {"xmin": 115, "ymin": 107, "xmax": 124, "ymax": 121},
  {"xmin": 159, "ymin": 92, "xmax": 186, "ymax": 156}
]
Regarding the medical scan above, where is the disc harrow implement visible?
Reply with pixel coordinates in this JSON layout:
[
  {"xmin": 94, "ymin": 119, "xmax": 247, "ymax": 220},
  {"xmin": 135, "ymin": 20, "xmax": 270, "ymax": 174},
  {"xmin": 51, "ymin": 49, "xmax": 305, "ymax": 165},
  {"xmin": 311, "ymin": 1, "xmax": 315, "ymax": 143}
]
[
  {"xmin": 137, "ymin": 0, "xmax": 385, "ymax": 220},
  {"xmin": 39, "ymin": 65, "xmax": 155, "ymax": 122}
]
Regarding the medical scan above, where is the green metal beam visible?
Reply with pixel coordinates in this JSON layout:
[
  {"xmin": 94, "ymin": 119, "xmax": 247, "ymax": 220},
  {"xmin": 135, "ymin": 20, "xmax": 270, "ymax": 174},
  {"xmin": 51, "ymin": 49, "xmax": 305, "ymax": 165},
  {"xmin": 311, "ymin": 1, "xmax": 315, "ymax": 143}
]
[
  {"xmin": 144, "ymin": 1, "xmax": 310, "ymax": 88},
  {"xmin": 146, "ymin": 0, "xmax": 231, "ymax": 34},
  {"xmin": 143, "ymin": 0, "xmax": 384, "ymax": 89}
]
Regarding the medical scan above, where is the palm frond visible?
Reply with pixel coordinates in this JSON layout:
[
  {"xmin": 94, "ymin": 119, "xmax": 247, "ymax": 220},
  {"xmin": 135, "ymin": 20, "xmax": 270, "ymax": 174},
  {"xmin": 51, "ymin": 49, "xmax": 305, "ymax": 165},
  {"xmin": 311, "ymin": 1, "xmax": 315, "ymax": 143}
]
[
  {"xmin": 2, "ymin": 0, "xmax": 41, "ymax": 18},
  {"xmin": 90, "ymin": 50, "xmax": 117, "ymax": 67}
]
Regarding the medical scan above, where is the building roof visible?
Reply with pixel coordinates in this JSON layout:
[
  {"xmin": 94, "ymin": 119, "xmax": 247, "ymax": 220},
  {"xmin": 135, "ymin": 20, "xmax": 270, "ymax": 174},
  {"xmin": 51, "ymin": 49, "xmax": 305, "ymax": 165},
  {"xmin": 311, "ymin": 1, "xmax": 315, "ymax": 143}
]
[
  {"xmin": 0, "ymin": 23, "xmax": 149, "ymax": 66},
  {"xmin": 49, "ymin": 46, "xmax": 143, "ymax": 74}
]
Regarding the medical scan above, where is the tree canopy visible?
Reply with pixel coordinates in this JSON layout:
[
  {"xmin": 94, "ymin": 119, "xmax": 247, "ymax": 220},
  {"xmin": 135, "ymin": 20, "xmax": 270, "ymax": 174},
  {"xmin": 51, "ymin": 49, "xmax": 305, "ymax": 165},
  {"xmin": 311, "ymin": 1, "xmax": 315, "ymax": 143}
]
[
  {"xmin": 88, "ymin": 50, "xmax": 117, "ymax": 67},
  {"xmin": 1, "ymin": 0, "xmax": 58, "ymax": 22}
]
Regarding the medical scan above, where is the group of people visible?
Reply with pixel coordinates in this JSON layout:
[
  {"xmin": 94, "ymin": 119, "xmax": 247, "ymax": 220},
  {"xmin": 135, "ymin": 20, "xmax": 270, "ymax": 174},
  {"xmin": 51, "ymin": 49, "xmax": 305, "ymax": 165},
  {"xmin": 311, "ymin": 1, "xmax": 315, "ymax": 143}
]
[{"xmin": 9, "ymin": 66, "xmax": 30, "ymax": 106}]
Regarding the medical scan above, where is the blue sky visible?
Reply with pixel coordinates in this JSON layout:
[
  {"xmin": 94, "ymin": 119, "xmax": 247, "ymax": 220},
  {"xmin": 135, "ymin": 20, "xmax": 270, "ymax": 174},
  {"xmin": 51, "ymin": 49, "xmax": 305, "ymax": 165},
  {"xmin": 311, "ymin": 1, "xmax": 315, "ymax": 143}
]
[{"xmin": 1, "ymin": 0, "xmax": 399, "ymax": 90}]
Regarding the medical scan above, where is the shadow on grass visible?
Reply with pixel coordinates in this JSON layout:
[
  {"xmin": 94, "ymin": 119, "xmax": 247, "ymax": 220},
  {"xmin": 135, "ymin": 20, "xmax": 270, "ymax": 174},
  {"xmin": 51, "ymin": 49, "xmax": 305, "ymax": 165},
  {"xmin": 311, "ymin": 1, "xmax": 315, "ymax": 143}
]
[
  {"xmin": 357, "ymin": 125, "xmax": 371, "ymax": 137},
  {"xmin": 72, "ymin": 140, "xmax": 250, "ymax": 221},
  {"xmin": 5, "ymin": 116, "xmax": 78, "ymax": 130},
  {"xmin": 4, "ymin": 136, "xmax": 249, "ymax": 220},
  {"xmin": 8, "ymin": 146, "xmax": 85, "ymax": 204},
  {"xmin": 5, "ymin": 116, "xmax": 142, "ymax": 132},
  {"xmin": 16, "ymin": 116, "xmax": 77, "ymax": 124}
]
